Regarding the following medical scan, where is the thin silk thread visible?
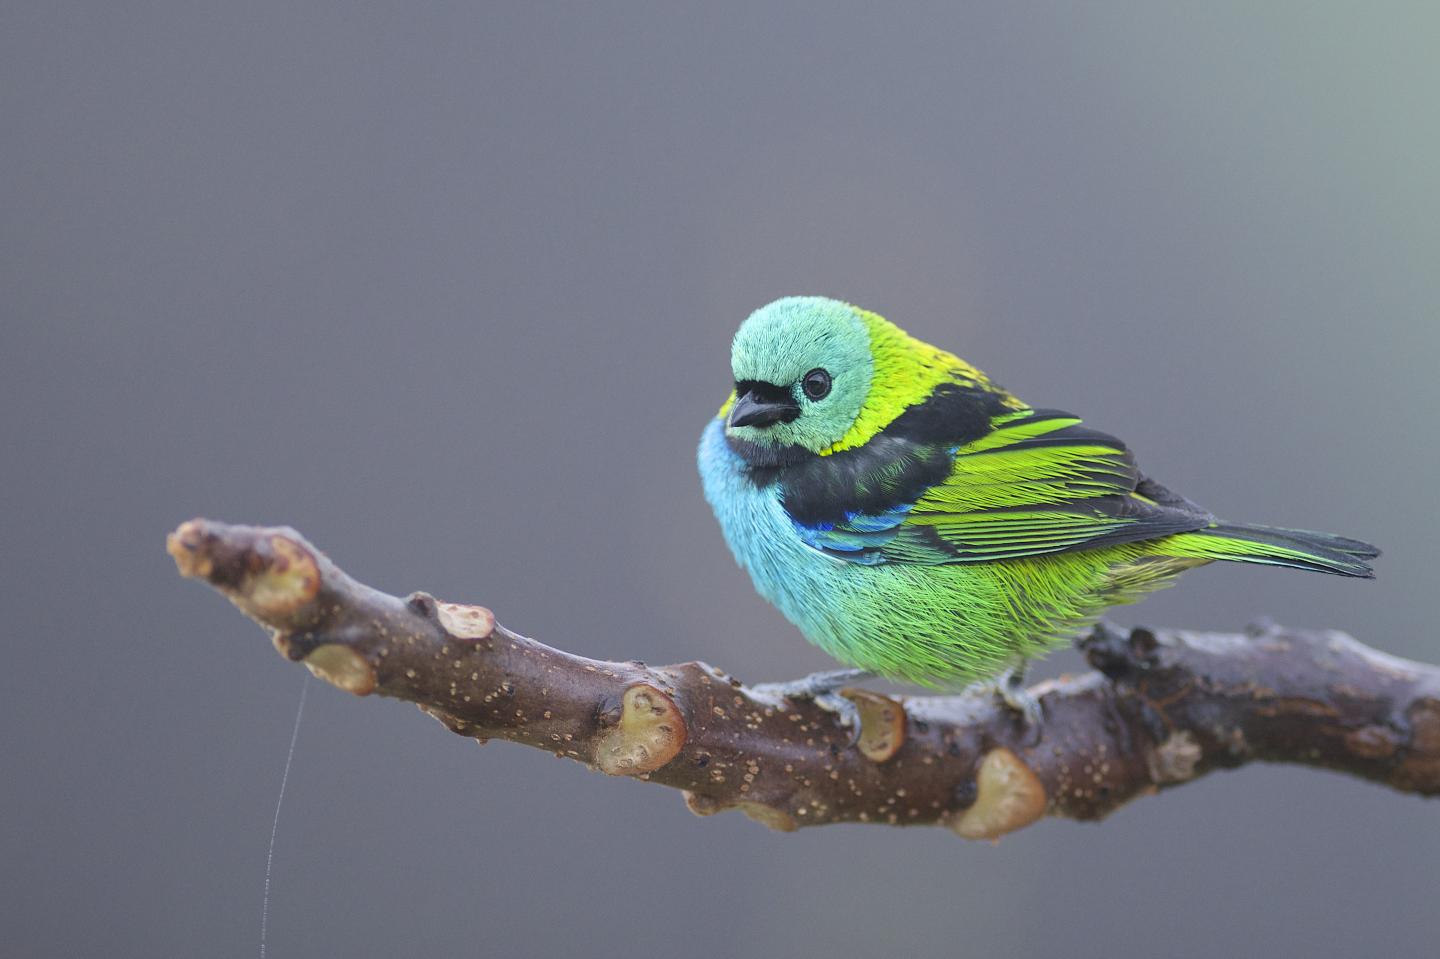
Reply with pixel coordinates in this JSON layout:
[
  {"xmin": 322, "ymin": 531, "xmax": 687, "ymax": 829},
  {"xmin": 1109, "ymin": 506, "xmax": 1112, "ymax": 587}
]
[{"xmin": 261, "ymin": 674, "xmax": 309, "ymax": 959}]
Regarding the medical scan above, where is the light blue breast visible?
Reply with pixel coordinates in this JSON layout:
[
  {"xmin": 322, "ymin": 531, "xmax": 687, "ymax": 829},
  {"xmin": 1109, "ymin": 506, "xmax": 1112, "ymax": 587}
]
[{"xmin": 696, "ymin": 418, "xmax": 849, "ymax": 650}]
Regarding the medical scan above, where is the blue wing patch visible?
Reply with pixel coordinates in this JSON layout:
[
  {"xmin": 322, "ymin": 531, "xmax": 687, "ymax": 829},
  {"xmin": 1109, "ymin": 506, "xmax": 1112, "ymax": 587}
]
[{"xmin": 793, "ymin": 504, "xmax": 912, "ymax": 563}]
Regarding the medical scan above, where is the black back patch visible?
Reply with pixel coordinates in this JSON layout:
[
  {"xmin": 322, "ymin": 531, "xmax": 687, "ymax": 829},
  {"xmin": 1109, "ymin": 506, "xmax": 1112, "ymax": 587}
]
[{"xmin": 778, "ymin": 384, "xmax": 1010, "ymax": 527}]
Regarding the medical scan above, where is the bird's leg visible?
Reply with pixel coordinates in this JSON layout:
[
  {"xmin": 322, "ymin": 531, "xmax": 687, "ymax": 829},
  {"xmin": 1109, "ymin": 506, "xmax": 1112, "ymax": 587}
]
[
  {"xmin": 752, "ymin": 668, "xmax": 873, "ymax": 700},
  {"xmin": 969, "ymin": 660, "xmax": 1044, "ymax": 745},
  {"xmin": 750, "ymin": 669, "xmax": 874, "ymax": 745}
]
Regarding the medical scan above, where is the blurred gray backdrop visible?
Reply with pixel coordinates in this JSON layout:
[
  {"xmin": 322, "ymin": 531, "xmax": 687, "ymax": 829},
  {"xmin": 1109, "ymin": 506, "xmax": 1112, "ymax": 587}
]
[{"xmin": 4, "ymin": 3, "xmax": 1438, "ymax": 957}]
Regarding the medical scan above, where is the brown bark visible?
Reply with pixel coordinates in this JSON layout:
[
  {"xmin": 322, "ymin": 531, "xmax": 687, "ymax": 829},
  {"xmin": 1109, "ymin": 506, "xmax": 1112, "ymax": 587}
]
[{"xmin": 167, "ymin": 518, "xmax": 1440, "ymax": 840}]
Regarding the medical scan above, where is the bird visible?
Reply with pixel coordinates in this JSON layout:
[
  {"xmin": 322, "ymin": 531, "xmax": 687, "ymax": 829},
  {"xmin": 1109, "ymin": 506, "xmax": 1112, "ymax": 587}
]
[{"xmin": 697, "ymin": 295, "xmax": 1379, "ymax": 732}]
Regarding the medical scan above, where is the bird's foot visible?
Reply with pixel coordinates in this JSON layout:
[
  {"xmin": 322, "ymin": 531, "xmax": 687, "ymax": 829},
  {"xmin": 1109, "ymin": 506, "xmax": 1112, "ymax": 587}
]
[
  {"xmin": 975, "ymin": 663, "xmax": 1044, "ymax": 746},
  {"xmin": 751, "ymin": 669, "xmax": 874, "ymax": 747}
]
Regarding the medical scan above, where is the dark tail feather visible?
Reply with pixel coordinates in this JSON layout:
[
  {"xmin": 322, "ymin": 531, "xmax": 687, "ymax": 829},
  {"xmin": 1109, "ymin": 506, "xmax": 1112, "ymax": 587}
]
[
  {"xmin": 1173, "ymin": 523, "xmax": 1380, "ymax": 578},
  {"xmin": 1231, "ymin": 524, "xmax": 1382, "ymax": 560}
]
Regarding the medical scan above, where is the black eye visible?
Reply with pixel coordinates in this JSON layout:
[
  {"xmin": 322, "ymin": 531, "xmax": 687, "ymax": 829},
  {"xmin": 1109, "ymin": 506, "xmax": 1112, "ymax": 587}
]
[{"xmin": 801, "ymin": 368, "xmax": 831, "ymax": 401}]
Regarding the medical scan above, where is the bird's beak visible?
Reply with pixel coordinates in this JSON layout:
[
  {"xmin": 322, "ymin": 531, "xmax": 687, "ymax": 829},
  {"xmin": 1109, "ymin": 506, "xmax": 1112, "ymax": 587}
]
[{"xmin": 728, "ymin": 385, "xmax": 800, "ymax": 429}]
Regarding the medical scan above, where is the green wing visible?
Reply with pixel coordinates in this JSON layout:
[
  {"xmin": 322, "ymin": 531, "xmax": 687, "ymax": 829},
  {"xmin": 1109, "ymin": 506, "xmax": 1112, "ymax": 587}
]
[{"xmin": 801, "ymin": 408, "xmax": 1212, "ymax": 565}]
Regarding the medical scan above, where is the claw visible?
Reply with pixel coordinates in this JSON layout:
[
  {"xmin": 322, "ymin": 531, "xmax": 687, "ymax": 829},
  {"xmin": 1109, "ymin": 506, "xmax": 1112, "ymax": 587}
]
[
  {"xmin": 996, "ymin": 673, "xmax": 1044, "ymax": 743},
  {"xmin": 814, "ymin": 690, "xmax": 863, "ymax": 748},
  {"xmin": 752, "ymin": 669, "xmax": 873, "ymax": 747}
]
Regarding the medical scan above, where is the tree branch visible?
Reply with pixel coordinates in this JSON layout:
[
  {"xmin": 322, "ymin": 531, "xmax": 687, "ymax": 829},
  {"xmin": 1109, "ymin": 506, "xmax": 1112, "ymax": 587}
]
[{"xmin": 168, "ymin": 518, "xmax": 1440, "ymax": 839}]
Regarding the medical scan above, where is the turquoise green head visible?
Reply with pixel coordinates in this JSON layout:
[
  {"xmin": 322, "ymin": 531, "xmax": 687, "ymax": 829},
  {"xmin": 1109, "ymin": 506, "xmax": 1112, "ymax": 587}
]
[{"xmin": 725, "ymin": 297, "xmax": 874, "ymax": 454}]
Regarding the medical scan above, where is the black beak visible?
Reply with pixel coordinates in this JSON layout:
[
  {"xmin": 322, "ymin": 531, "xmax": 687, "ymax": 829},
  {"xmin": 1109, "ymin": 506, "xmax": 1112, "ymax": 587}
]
[{"xmin": 728, "ymin": 383, "xmax": 800, "ymax": 429}]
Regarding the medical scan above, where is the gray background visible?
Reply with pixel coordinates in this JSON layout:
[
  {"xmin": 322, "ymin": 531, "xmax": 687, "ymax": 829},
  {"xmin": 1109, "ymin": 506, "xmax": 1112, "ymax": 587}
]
[{"xmin": 4, "ymin": 3, "xmax": 1438, "ymax": 957}]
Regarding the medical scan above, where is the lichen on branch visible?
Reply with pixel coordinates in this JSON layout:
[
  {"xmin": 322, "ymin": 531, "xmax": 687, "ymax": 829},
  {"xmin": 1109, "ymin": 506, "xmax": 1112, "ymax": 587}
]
[{"xmin": 168, "ymin": 519, "xmax": 1440, "ymax": 840}]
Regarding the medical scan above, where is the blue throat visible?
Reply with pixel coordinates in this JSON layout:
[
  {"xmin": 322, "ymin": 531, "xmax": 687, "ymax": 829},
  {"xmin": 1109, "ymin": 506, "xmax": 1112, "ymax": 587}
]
[{"xmin": 696, "ymin": 418, "xmax": 846, "ymax": 652}]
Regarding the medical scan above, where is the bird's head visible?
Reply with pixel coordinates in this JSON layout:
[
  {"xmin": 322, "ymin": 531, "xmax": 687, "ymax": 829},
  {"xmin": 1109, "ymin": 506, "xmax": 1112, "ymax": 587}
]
[
  {"xmin": 723, "ymin": 297, "xmax": 873, "ymax": 458},
  {"xmin": 720, "ymin": 296, "xmax": 1005, "ymax": 465}
]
